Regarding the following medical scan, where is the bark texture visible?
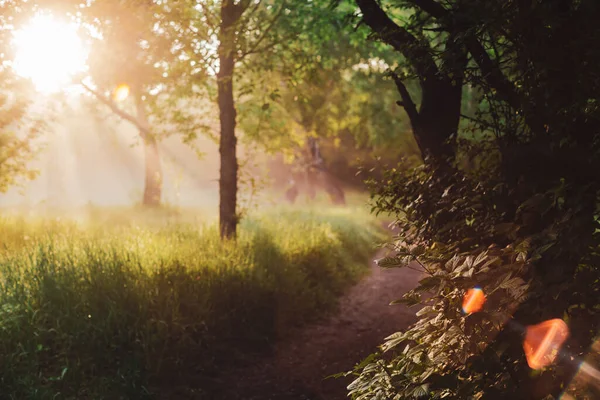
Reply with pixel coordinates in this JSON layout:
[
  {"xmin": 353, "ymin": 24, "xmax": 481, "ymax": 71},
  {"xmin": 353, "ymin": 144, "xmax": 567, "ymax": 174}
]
[{"xmin": 217, "ymin": 0, "xmax": 242, "ymax": 239}]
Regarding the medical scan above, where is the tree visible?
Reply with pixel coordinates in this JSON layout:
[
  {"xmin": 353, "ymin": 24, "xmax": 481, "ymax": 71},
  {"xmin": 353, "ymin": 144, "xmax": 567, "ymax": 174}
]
[
  {"xmin": 71, "ymin": 0, "xmax": 314, "ymax": 236},
  {"xmin": 172, "ymin": 0, "xmax": 334, "ymax": 237},
  {"xmin": 0, "ymin": 1, "xmax": 46, "ymax": 194},
  {"xmin": 237, "ymin": 1, "xmax": 419, "ymax": 203},
  {"xmin": 356, "ymin": 0, "xmax": 467, "ymax": 165},
  {"xmin": 79, "ymin": 1, "xmax": 166, "ymax": 207},
  {"xmin": 216, "ymin": 0, "xmax": 245, "ymax": 238},
  {"xmin": 0, "ymin": 75, "xmax": 43, "ymax": 194},
  {"xmin": 347, "ymin": 0, "xmax": 600, "ymax": 398},
  {"xmin": 43, "ymin": 0, "xmax": 203, "ymax": 207},
  {"xmin": 2, "ymin": 0, "xmax": 181, "ymax": 207}
]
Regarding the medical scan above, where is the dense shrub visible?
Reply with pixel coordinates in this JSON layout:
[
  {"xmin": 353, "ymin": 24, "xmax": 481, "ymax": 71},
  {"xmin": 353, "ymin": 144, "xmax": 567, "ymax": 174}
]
[
  {"xmin": 347, "ymin": 151, "xmax": 600, "ymax": 398},
  {"xmin": 347, "ymin": 1, "xmax": 600, "ymax": 398}
]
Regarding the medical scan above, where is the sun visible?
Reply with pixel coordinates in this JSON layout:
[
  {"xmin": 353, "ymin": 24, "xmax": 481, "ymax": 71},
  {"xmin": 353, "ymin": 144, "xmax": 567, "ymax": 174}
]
[{"xmin": 12, "ymin": 13, "xmax": 88, "ymax": 94}]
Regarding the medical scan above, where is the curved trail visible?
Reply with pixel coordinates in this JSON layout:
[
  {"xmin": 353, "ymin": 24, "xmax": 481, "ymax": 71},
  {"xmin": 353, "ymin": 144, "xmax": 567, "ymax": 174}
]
[{"xmin": 217, "ymin": 250, "xmax": 422, "ymax": 400}]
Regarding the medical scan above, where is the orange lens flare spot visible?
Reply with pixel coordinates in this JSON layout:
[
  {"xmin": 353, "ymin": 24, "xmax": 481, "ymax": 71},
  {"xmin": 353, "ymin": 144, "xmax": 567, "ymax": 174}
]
[
  {"xmin": 523, "ymin": 319, "xmax": 569, "ymax": 370},
  {"xmin": 113, "ymin": 84, "xmax": 130, "ymax": 102},
  {"xmin": 462, "ymin": 288, "xmax": 486, "ymax": 314}
]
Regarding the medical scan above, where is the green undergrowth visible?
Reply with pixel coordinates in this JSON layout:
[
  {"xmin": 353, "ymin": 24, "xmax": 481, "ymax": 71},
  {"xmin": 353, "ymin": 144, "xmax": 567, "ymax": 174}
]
[{"xmin": 0, "ymin": 207, "xmax": 382, "ymax": 399}]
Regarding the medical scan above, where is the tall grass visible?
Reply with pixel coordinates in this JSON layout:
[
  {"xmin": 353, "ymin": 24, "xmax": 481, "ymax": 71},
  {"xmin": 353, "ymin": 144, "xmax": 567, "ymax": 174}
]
[{"xmin": 0, "ymin": 207, "xmax": 381, "ymax": 399}]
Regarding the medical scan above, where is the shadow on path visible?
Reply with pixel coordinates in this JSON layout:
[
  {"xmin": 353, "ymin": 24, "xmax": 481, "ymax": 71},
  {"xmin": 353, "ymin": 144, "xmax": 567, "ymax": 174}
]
[{"xmin": 217, "ymin": 248, "xmax": 422, "ymax": 400}]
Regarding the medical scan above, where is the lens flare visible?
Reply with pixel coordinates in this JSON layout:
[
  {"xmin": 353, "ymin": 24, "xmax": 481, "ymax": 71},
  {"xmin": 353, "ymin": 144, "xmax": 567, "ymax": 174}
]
[
  {"xmin": 523, "ymin": 318, "xmax": 569, "ymax": 370},
  {"xmin": 558, "ymin": 336, "xmax": 600, "ymax": 398},
  {"xmin": 113, "ymin": 84, "xmax": 130, "ymax": 102},
  {"xmin": 462, "ymin": 288, "xmax": 486, "ymax": 314}
]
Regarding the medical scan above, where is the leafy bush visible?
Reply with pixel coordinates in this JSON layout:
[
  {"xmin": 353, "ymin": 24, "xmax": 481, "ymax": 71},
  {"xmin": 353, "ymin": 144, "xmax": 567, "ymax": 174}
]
[
  {"xmin": 346, "ymin": 0, "xmax": 600, "ymax": 398},
  {"xmin": 0, "ymin": 208, "xmax": 380, "ymax": 399},
  {"xmin": 347, "ymin": 158, "xmax": 600, "ymax": 399}
]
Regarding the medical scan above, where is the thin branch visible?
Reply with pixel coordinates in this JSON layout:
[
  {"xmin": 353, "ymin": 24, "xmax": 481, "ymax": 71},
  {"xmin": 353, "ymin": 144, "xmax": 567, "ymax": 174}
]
[
  {"xmin": 409, "ymin": 0, "xmax": 448, "ymax": 18},
  {"xmin": 244, "ymin": 0, "xmax": 262, "ymax": 18},
  {"xmin": 460, "ymin": 113, "xmax": 485, "ymax": 125},
  {"xmin": 238, "ymin": 0, "xmax": 287, "ymax": 62},
  {"xmin": 201, "ymin": 4, "xmax": 220, "ymax": 29},
  {"xmin": 408, "ymin": 0, "xmax": 548, "ymax": 137},
  {"xmin": 407, "ymin": 0, "xmax": 522, "ymax": 112},
  {"xmin": 413, "ymin": 256, "xmax": 433, "ymax": 275},
  {"xmin": 79, "ymin": 81, "xmax": 150, "ymax": 139},
  {"xmin": 406, "ymin": 263, "xmax": 428, "ymax": 273},
  {"xmin": 238, "ymin": 29, "xmax": 296, "ymax": 60},
  {"xmin": 465, "ymin": 37, "xmax": 522, "ymax": 112},
  {"xmin": 390, "ymin": 71, "xmax": 420, "ymax": 124},
  {"xmin": 422, "ymin": 26, "xmax": 447, "ymax": 32},
  {"xmin": 352, "ymin": 18, "xmax": 364, "ymax": 32}
]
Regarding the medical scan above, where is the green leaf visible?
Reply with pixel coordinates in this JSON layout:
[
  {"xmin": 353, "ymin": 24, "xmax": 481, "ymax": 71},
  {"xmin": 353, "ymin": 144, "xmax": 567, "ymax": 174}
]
[
  {"xmin": 376, "ymin": 256, "xmax": 406, "ymax": 268},
  {"xmin": 390, "ymin": 292, "xmax": 421, "ymax": 306},
  {"xmin": 500, "ymin": 277, "xmax": 526, "ymax": 290},
  {"xmin": 416, "ymin": 306, "xmax": 434, "ymax": 317},
  {"xmin": 418, "ymin": 276, "xmax": 441, "ymax": 289},
  {"xmin": 412, "ymin": 383, "xmax": 429, "ymax": 398}
]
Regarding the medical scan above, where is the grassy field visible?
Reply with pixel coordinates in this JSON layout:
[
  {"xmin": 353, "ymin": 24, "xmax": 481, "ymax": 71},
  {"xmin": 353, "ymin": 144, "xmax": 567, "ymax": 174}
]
[{"xmin": 0, "ymin": 204, "xmax": 382, "ymax": 399}]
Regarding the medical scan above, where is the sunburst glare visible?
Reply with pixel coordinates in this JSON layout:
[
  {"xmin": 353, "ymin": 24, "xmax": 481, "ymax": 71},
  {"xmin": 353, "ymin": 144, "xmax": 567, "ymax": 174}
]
[
  {"xmin": 12, "ymin": 12, "xmax": 88, "ymax": 93},
  {"xmin": 113, "ymin": 84, "xmax": 130, "ymax": 102}
]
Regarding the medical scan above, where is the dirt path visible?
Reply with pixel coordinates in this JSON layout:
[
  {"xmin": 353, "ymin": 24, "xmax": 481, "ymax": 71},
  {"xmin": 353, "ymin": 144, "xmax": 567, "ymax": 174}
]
[{"xmin": 216, "ymin": 250, "xmax": 422, "ymax": 400}]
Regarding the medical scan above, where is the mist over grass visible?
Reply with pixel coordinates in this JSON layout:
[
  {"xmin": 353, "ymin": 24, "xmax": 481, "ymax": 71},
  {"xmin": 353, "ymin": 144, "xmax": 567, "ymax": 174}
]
[{"xmin": 0, "ymin": 205, "xmax": 382, "ymax": 399}]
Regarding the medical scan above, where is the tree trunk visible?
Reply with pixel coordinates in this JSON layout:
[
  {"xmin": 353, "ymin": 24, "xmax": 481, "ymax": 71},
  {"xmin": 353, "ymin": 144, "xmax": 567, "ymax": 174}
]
[
  {"xmin": 322, "ymin": 174, "xmax": 346, "ymax": 205},
  {"xmin": 135, "ymin": 95, "xmax": 162, "ymax": 207},
  {"xmin": 303, "ymin": 137, "xmax": 318, "ymax": 200},
  {"xmin": 357, "ymin": 0, "xmax": 466, "ymax": 165},
  {"xmin": 217, "ymin": 0, "xmax": 240, "ymax": 239},
  {"xmin": 305, "ymin": 169, "xmax": 318, "ymax": 200},
  {"xmin": 306, "ymin": 136, "xmax": 346, "ymax": 205},
  {"xmin": 284, "ymin": 179, "xmax": 299, "ymax": 204},
  {"xmin": 142, "ymin": 138, "xmax": 162, "ymax": 206}
]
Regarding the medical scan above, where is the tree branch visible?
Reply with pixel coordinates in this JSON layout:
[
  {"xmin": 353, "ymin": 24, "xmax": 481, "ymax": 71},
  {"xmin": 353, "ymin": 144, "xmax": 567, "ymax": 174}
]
[
  {"xmin": 79, "ymin": 81, "xmax": 150, "ymax": 139},
  {"xmin": 243, "ymin": 0, "xmax": 262, "ymax": 18},
  {"xmin": 355, "ymin": 0, "xmax": 440, "ymax": 81},
  {"xmin": 390, "ymin": 72, "xmax": 420, "ymax": 124},
  {"xmin": 240, "ymin": 31, "xmax": 298, "ymax": 59},
  {"xmin": 464, "ymin": 37, "xmax": 521, "ymax": 111},
  {"xmin": 407, "ymin": 0, "xmax": 522, "ymax": 112},
  {"xmin": 238, "ymin": 1, "xmax": 287, "ymax": 61},
  {"xmin": 232, "ymin": 0, "xmax": 253, "ymax": 20},
  {"xmin": 409, "ymin": 0, "xmax": 447, "ymax": 18}
]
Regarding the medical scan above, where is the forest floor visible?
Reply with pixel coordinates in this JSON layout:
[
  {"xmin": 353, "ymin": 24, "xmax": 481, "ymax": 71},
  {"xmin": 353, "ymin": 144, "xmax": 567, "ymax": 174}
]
[{"xmin": 211, "ymin": 248, "xmax": 423, "ymax": 400}]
